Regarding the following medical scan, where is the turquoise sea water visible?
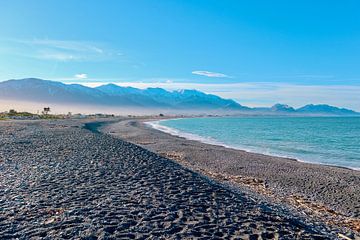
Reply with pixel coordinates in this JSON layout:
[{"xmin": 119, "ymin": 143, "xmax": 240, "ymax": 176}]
[{"xmin": 150, "ymin": 117, "xmax": 360, "ymax": 170}]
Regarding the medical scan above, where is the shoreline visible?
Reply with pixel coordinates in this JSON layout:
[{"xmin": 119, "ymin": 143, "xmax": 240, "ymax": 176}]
[
  {"xmin": 1, "ymin": 118, "xmax": 348, "ymax": 239},
  {"xmin": 102, "ymin": 118, "xmax": 360, "ymax": 234},
  {"xmin": 145, "ymin": 118, "xmax": 360, "ymax": 171}
]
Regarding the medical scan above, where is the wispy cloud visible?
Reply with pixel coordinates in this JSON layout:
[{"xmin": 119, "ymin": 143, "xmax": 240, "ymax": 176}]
[
  {"xmin": 29, "ymin": 39, "xmax": 105, "ymax": 53},
  {"xmin": 2, "ymin": 38, "xmax": 121, "ymax": 62},
  {"xmin": 74, "ymin": 73, "xmax": 88, "ymax": 79},
  {"xmin": 272, "ymin": 74, "xmax": 335, "ymax": 80},
  {"xmin": 192, "ymin": 70, "xmax": 231, "ymax": 78},
  {"xmin": 293, "ymin": 74, "xmax": 335, "ymax": 79},
  {"xmin": 37, "ymin": 51, "xmax": 81, "ymax": 61}
]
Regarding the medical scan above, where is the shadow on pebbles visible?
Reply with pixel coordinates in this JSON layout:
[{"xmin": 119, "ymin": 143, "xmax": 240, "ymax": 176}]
[{"xmin": 0, "ymin": 120, "xmax": 337, "ymax": 239}]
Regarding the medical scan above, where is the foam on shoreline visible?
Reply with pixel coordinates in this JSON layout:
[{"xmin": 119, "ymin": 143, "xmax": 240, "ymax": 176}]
[
  {"xmin": 146, "ymin": 119, "xmax": 360, "ymax": 171},
  {"xmin": 145, "ymin": 120, "xmax": 227, "ymax": 147}
]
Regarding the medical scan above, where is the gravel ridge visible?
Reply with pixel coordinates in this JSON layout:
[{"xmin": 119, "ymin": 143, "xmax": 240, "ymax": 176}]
[{"xmin": 0, "ymin": 120, "xmax": 340, "ymax": 239}]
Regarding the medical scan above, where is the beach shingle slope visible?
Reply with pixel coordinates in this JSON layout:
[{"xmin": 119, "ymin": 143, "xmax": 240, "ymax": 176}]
[
  {"xmin": 106, "ymin": 119, "xmax": 360, "ymax": 220},
  {"xmin": 0, "ymin": 120, "xmax": 335, "ymax": 239}
]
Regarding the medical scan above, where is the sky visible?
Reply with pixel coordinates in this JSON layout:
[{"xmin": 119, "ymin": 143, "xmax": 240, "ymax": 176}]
[{"xmin": 0, "ymin": 0, "xmax": 360, "ymax": 110}]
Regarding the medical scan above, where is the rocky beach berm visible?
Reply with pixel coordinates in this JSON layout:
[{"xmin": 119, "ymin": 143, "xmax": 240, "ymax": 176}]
[{"xmin": 0, "ymin": 119, "xmax": 358, "ymax": 239}]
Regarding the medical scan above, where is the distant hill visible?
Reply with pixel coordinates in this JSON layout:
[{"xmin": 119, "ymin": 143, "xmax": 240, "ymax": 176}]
[
  {"xmin": 256, "ymin": 103, "xmax": 359, "ymax": 116},
  {"xmin": 270, "ymin": 104, "xmax": 296, "ymax": 113},
  {"xmin": 0, "ymin": 78, "xmax": 358, "ymax": 116},
  {"xmin": 296, "ymin": 104, "xmax": 359, "ymax": 116},
  {"xmin": 97, "ymin": 85, "xmax": 247, "ymax": 110},
  {"xmin": 0, "ymin": 78, "xmax": 248, "ymax": 112}
]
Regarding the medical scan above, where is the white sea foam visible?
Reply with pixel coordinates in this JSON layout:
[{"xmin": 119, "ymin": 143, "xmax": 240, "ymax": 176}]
[
  {"xmin": 145, "ymin": 120, "xmax": 295, "ymax": 158},
  {"xmin": 145, "ymin": 118, "xmax": 360, "ymax": 171},
  {"xmin": 145, "ymin": 120, "xmax": 227, "ymax": 147}
]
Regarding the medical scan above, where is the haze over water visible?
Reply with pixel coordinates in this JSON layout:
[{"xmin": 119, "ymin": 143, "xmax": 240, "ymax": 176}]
[{"xmin": 155, "ymin": 117, "xmax": 360, "ymax": 169}]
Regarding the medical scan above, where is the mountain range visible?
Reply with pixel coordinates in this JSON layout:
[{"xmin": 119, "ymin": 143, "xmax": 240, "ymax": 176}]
[{"xmin": 0, "ymin": 78, "xmax": 358, "ymax": 116}]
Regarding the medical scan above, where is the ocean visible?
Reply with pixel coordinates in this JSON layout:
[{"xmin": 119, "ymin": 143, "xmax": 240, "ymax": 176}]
[{"xmin": 148, "ymin": 116, "xmax": 360, "ymax": 170}]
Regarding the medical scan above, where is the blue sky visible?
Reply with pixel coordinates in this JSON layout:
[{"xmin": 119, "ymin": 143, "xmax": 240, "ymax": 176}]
[{"xmin": 1, "ymin": 0, "xmax": 360, "ymax": 110}]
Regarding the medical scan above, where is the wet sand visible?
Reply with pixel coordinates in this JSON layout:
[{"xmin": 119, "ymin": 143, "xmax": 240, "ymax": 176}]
[{"xmin": 102, "ymin": 118, "xmax": 360, "ymax": 236}]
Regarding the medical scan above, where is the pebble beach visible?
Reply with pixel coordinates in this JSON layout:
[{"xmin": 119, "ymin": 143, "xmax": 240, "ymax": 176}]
[{"xmin": 0, "ymin": 119, "xmax": 358, "ymax": 239}]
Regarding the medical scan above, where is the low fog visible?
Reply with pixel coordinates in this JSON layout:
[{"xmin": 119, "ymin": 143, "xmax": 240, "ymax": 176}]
[{"xmin": 0, "ymin": 99, "xmax": 244, "ymax": 116}]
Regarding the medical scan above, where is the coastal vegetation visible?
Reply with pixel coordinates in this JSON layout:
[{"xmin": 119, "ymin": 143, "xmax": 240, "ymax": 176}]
[
  {"xmin": 0, "ymin": 108, "xmax": 64, "ymax": 120},
  {"xmin": 0, "ymin": 109, "xmax": 41, "ymax": 120},
  {"xmin": 0, "ymin": 109, "xmax": 118, "ymax": 120}
]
